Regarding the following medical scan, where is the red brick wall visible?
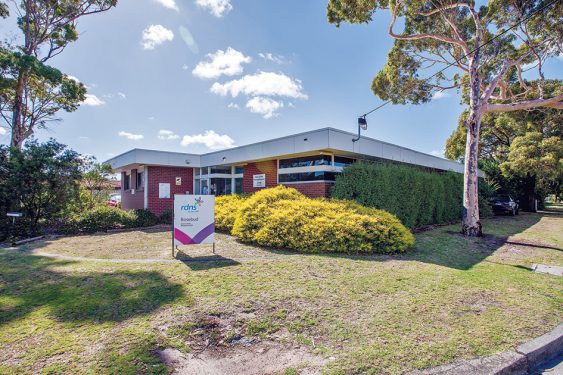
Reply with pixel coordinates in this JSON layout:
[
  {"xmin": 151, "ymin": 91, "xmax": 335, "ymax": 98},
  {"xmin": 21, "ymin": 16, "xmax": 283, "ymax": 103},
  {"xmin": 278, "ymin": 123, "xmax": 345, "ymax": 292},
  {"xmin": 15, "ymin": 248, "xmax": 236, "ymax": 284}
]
[
  {"xmin": 121, "ymin": 171, "xmax": 144, "ymax": 210},
  {"xmin": 243, "ymin": 161, "xmax": 278, "ymax": 193},
  {"xmin": 147, "ymin": 166, "xmax": 194, "ymax": 215},
  {"xmin": 282, "ymin": 182, "xmax": 334, "ymax": 198}
]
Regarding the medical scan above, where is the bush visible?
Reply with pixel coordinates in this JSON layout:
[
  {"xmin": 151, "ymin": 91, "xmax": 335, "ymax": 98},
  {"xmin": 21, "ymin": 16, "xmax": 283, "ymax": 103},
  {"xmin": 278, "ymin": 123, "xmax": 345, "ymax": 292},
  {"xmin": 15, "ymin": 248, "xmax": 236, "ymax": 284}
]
[
  {"xmin": 159, "ymin": 209, "xmax": 173, "ymax": 225},
  {"xmin": 62, "ymin": 206, "xmax": 136, "ymax": 234},
  {"xmin": 132, "ymin": 209, "xmax": 159, "ymax": 227},
  {"xmin": 230, "ymin": 186, "xmax": 414, "ymax": 254},
  {"xmin": 215, "ymin": 195, "xmax": 247, "ymax": 232},
  {"xmin": 332, "ymin": 162, "xmax": 492, "ymax": 228}
]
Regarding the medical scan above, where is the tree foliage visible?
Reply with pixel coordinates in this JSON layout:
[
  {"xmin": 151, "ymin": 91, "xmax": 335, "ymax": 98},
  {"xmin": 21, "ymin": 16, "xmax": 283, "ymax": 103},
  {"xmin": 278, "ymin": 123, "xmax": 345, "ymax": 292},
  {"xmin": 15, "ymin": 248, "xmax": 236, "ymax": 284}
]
[
  {"xmin": 0, "ymin": 139, "xmax": 84, "ymax": 239},
  {"xmin": 327, "ymin": 0, "xmax": 562, "ymax": 235},
  {"xmin": 81, "ymin": 157, "xmax": 115, "ymax": 203},
  {"xmin": 0, "ymin": 0, "xmax": 117, "ymax": 148}
]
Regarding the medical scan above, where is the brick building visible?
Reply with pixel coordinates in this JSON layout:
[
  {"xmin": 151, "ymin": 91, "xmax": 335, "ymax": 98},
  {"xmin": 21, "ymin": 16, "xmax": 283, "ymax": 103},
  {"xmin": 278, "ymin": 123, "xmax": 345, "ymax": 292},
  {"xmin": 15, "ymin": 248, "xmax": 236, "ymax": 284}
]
[{"xmin": 107, "ymin": 127, "xmax": 473, "ymax": 215}]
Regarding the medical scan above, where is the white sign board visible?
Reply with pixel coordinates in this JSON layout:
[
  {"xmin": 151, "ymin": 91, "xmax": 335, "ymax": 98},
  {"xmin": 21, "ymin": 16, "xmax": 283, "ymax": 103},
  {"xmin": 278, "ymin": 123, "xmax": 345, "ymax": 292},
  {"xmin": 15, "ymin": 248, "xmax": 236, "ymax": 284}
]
[
  {"xmin": 253, "ymin": 174, "xmax": 266, "ymax": 188},
  {"xmin": 159, "ymin": 183, "xmax": 170, "ymax": 199},
  {"xmin": 173, "ymin": 195, "xmax": 215, "ymax": 246}
]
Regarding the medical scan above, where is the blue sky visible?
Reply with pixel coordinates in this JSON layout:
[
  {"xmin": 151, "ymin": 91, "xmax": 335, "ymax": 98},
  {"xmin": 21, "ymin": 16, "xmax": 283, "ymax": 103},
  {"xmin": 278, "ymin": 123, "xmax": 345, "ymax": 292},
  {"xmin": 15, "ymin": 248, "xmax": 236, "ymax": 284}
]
[{"xmin": 0, "ymin": 0, "xmax": 561, "ymax": 161}]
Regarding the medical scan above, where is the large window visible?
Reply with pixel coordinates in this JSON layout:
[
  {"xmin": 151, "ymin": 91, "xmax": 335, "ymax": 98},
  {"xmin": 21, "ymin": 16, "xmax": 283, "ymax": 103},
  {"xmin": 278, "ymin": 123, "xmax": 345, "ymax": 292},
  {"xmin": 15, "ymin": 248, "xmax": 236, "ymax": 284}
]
[
  {"xmin": 334, "ymin": 156, "xmax": 355, "ymax": 167},
  {"xmin": 136, "ymin": 172, "xmax": 144, "ymax": 189},
  {"xmin": 123, "ymin": 174, "xmax": 130, "ymax": 190},
  {"xmin": 279, "ymin": 155, "xmax": 331, "ymax": 169},
  {"xmin": 234, "ymin": 166, "xmax": 244, "ymax": 174},
  {"xmin": 278, "ymin": 172, "xmax": 336, "ymax": 183},
  {"xmin": 210, "ymin": 166, "xmax": 232, "ymax": 174}
]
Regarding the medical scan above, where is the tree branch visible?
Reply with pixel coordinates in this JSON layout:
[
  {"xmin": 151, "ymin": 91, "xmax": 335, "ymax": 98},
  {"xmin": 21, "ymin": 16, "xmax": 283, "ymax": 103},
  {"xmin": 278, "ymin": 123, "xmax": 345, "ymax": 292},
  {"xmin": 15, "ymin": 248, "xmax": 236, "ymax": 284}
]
[{"xmin": 483, "ymin": 94, "xmax": 563, "ymax": 113}]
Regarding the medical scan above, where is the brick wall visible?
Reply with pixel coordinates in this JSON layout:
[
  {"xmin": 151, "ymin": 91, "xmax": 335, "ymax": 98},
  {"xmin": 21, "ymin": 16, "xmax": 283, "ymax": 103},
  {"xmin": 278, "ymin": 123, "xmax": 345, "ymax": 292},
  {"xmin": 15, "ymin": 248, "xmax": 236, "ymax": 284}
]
[
  {"xmin": 282, "ymin": 182, "xmax": 334, "ymax": 198},
  {"xmin": 147, "ymin": 166, "xmax": 194, "ymax": 215},
  {"xmin": 243, "ymin": 160, "xmax": 278, "ymax": 193},
  {"xmin": 121, "ymin": 170, "xmax": 144, "ymax": 210}
]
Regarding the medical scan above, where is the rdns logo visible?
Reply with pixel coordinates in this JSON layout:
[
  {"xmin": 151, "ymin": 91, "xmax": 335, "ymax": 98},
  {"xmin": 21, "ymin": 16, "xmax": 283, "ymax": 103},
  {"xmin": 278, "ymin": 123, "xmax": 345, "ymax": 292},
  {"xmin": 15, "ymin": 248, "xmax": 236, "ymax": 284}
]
[{"xmin": 180, "ymin": 197, "xmax": 204, "ymax": 212}]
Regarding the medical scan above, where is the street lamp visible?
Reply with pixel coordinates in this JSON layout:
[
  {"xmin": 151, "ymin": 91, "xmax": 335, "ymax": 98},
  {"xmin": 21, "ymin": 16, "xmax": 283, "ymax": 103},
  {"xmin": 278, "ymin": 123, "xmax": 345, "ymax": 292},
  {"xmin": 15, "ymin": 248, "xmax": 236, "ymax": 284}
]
[{"xmin": 352, "ymin": 116, "xmax": 368, "ymax": 142}]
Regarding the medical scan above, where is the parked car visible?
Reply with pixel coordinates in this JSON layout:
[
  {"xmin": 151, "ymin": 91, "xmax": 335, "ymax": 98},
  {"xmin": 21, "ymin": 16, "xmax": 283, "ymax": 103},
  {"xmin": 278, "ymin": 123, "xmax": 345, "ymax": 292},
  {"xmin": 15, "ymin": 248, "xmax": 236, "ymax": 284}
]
[
  {"xmin": 491, "ymin": 195, "xmax": 519, "ymax": 216},
  {"xmin": 108, "ymin": 193, "xmax": 121, "ymax": 207}
]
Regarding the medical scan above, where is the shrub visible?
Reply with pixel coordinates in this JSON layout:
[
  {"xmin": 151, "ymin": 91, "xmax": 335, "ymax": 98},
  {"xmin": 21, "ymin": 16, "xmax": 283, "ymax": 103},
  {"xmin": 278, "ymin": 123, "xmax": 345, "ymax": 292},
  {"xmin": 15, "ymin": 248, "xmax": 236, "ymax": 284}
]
[
  {"xmin": 62, "ymin": 206, "xmax": 136, "ymax": 234},
  {"xmin": 159, "ymin": 209, "xmax": 173, "ymax": 225},
  {"xmin": 332, "ymin": 162, "xmax": 492, "ymax": 228},
  {"xmin": 230, "ymin": 186, "xmax": 414, "ymax": 254},
  {"xmin": 132, "ymin": 209, "xmax": 159, "ymax": 227},
  {"xmin": 215, "ymin": 195, "xmax": 247, "ymax": 232}
]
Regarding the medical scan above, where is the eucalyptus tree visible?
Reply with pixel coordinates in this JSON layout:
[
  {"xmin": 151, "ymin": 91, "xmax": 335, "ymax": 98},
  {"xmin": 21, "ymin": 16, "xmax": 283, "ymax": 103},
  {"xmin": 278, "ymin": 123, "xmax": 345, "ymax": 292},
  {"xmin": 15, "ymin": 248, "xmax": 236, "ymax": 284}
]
[
  {"xmin": 0, "ymin": 0, "xmax": 117, "ymax": 149},
  {"xmin": 327, "ymin": 0, "xmax": 563, "ymax": 236}
]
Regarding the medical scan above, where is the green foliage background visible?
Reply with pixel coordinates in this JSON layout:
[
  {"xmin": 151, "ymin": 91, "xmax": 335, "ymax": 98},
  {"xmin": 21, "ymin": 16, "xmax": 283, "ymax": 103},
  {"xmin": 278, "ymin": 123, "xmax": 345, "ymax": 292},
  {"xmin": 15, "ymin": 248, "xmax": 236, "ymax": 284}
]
[{"xmin": 332, "ymin": 162, "xmax": 492, "ymax": 228}]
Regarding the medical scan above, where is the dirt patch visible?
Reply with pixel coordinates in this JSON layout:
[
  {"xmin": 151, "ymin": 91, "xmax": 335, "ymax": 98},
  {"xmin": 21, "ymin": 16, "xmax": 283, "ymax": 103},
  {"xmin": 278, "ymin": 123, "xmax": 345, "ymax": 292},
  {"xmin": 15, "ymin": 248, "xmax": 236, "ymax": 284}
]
[{"xmin": 158, "ymin": 342, "xmax": 327, "ymax": 375}]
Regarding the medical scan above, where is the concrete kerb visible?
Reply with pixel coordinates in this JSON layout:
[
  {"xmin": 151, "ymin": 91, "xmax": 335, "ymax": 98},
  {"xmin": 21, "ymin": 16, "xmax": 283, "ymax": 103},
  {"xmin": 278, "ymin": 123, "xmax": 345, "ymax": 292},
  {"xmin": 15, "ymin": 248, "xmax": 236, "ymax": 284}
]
[{"xmin": 407, "ymin": 323, "xmax": 563, "ymax": 375}]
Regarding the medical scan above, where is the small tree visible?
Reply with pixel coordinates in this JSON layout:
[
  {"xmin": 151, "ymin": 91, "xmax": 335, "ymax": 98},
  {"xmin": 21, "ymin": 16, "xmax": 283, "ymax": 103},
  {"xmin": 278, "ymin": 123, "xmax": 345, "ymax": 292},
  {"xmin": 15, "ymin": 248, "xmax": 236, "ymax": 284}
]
[
  {"xmin": 0, "ymin": 139, "xmax": 83, "ymax": 238},
  {"xmin": 327, "ymin": 0, "xmax": 563, "ymax": 236},
  {"xmin": 81, "ymin": 157, "xmax": 115, "ymax": 203},
  {"xmin": 0, "ymin": 0, "xmax": 117, "ymax": 149}
]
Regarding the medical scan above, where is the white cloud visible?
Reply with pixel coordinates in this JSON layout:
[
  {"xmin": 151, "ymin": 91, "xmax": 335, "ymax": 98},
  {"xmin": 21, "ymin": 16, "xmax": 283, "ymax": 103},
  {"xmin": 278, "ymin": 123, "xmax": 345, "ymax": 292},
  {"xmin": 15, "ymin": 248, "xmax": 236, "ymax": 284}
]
[
  {"xmin": 180, "ymin": 130, "xmax": 234, "ymax": 150},
  {"xmin": 227, "ymin": 102, "xmax": 239, "ymax": 109},
  {"xmin": 148, "ymin": 116, "xmax": 156, "ymax": 121},
  {"xmin": 432, "ymin": 90, "xmax": 450, "ymax": 100},
  {"xmin": 117, "ymin": 92, "xmax": 127, "ymax": 99},
  {"xmin": 195, "ymin": 0, "xmax": 232, "ymax": 17},
  {"xmin": 430, "ymin": 149, "xmax": 445, "ymax": 158},
  {"xmin": 141, "ymin": 25, "xmax": 174, "ymax": 50},
  {"xmin": 192, "ymin": 47, "xmax": 251, "ymax": 79},
  {"xmin": 0, "ymin": 127, "xmax": 6, "ymax": 136},
  {"xmin": 154, "ymin": 0, "xmax": 178, "ymax": 11},
  {"xmin": 67, "ymin": 75, "xmax": 80, "ymax": 83},
  {"xmin": 179, "ymin": 26, "xmax": 199, "ymax": 54},
  {"xmin": 211, "ymin": 71, "xmax": 308, "ymax": 99},
  {"xmin": 182, "ymin": 64, "xmax": 189, "ymax": 70},
  {"xmin": 82, "ymin": 94, "xmax": 106, "ymax": 106},
  {"xmin": 118, "ymin": 131, "xmax": 144, "ymax": 141},
  {"xmin": 258, "ymin": 52, "xmax": 287, "ymax": 64},
  {"xmin": 158, "ymin": 129, "xmax": 180, "ymax": 140},
  {"xmin": 246, "ymin": 97, "xmax": 284, "ymax": 119}
]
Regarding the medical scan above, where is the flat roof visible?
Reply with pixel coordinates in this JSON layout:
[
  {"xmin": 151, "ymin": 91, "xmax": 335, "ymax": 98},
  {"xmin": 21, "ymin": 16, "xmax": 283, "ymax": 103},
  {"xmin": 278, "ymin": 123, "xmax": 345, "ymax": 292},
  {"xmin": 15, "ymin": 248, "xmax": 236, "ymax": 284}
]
[{"xmin": 106, "ymin": 127, "xmax": 476, "ymax": 175}]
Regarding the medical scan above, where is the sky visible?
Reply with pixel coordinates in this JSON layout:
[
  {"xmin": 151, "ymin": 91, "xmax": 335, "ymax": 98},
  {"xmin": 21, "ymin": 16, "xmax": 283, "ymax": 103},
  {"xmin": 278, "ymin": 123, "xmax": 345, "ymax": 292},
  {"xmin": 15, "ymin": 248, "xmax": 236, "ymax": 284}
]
[{"xmin": 0, "ymin": 0, "xmax": 561, "ymax": 161}]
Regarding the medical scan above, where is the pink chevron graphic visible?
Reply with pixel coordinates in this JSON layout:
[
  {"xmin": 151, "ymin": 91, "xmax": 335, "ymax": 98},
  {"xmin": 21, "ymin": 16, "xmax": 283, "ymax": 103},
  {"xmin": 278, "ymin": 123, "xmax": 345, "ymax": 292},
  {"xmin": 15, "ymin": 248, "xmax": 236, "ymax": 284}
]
[{"xmin": 174, "ymin": 223, "xmax": 215, "ymax": 245}]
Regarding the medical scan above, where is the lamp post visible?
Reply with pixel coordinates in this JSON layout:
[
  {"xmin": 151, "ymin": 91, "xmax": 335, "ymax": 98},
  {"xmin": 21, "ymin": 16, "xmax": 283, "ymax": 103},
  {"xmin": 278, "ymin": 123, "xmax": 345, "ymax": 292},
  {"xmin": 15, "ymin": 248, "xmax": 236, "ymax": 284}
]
[{"xmin": 352, "ymin": 116, "xmax": 368, "ymax": 142}]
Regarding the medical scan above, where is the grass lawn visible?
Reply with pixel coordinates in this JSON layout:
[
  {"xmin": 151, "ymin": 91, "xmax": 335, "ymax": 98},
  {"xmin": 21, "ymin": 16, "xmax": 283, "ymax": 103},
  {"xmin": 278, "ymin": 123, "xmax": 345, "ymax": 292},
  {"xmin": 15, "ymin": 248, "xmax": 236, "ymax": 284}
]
[{"xmin": 1, "ymin": 211, "xmax": 562, "ymax": 374}]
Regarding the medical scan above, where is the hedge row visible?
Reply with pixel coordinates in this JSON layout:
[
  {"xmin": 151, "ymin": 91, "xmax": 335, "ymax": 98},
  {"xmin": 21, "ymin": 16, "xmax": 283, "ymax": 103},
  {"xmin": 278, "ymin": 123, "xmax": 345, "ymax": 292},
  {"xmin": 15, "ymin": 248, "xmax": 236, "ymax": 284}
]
[
  {"xmin": 216, "ymin": 186, "xmax": 414, "ymax": 254},
  {"xmin": 60, "ymin": 206, "xmax": 162, "ymax": 234},
  {"xmin": 331, "ymin": 162, "xmax": 492, "ymax": 228}
]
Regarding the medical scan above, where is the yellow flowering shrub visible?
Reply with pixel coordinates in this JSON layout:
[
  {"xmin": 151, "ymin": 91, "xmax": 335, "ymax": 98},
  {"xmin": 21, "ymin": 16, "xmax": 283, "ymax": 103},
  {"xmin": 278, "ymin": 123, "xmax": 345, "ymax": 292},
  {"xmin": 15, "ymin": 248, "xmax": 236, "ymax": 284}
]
[
  {"xmin": 227, "ymin": 186, "xmax": 414, "ymax": 254},
  {"xmin": 215, "ymin": 195, "xmax": 247, "ymax": 232}
]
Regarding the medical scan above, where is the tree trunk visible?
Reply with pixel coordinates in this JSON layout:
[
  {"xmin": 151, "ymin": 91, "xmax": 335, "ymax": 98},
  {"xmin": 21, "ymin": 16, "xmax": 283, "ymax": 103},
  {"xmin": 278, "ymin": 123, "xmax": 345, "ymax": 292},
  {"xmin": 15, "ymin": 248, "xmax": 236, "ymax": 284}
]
[
  {"xmin": 462, "ymin": 110, "xmax": 482, "ymax": 236},
  {"xmin": 521, "ymin": 174, "xmax": 536, "ymax": 212},
  {"xmin": 10, "ymin": 69, "xmax": 27, "ymax": 150}
]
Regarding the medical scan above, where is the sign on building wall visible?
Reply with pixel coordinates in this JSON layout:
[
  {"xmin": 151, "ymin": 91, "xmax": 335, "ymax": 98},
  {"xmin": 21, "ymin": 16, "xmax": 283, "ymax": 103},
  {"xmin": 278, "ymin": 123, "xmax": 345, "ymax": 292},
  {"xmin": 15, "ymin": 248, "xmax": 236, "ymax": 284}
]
[
  {"xmin": 173, "ymin": 195, "xmax": 215, "ymax": 246},
  {"xmin": 253, "ymin": 174, "xmax": 266, "ymax": 188},
  {"xmin": 159, "ymin": 183, "xmax": 170, "ymax": 199},
  {"xmin": 175, "ymin": 177, "xmax": 182, "ymax": 186}
]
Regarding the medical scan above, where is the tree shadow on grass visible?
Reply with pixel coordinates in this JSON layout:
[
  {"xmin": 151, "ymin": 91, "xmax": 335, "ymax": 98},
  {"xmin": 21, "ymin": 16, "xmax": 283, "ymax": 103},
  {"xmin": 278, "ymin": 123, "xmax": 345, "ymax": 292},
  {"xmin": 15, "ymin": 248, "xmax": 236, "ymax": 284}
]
[{"xmin": 0, "ymin": 251, "xmax": 184, "ymax": 326}]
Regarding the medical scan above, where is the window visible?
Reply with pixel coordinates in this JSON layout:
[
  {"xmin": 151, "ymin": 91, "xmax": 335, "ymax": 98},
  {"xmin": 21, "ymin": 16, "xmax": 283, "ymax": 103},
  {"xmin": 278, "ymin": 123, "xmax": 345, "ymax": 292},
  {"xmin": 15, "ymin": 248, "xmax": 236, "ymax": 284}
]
[
  {"xmin": 136, "ymin": 172, "xmax": 144, "ymax": 190},
  {"xmin": 279, "ymin": 155, "xmax": 331, "ymax": 169},
  {"xmin": 124, "ymin": 174, "xmax": 130, "ymax": 190},
  {"xmin": 235, "ymin": 178, "xmax": 243, "ymax": 194},
  {"xmin": 278, "ymin": 172, "xmax": 336, "ymax": 183},
  {"xmin": 234, "ymin": 166, "xmax": 244, "ymax": 174},
  {"xmin": 334, "ymin": 156, "xmax": 355, "ymax": 167},
  {"xmin": 210, "ymin": 166, "xmax": 232, "ymax": 174}
]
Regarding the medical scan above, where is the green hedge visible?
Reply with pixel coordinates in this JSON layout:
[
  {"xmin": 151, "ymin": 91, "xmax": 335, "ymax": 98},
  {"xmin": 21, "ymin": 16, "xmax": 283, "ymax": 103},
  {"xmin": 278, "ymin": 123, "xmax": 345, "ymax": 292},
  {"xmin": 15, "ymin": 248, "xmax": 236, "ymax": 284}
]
[
  {"xmin": 331, "ymin": 162, "xmax": 491, "ymax": 228},
  {"xmin": 61, "ymin": 207, "xmax": 160, "ymax": 234},
  {"xmin": 228, "ymin": 186, "xmax": 414, "ymax": 254}
]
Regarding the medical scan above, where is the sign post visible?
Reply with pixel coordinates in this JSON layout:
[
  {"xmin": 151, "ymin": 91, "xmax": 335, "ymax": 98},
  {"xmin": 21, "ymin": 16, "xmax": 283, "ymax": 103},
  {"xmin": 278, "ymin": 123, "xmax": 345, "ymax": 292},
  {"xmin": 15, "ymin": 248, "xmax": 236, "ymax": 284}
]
[{"xmin": 173, "ymin": 195, "xmax": 215, "ymax": 257}]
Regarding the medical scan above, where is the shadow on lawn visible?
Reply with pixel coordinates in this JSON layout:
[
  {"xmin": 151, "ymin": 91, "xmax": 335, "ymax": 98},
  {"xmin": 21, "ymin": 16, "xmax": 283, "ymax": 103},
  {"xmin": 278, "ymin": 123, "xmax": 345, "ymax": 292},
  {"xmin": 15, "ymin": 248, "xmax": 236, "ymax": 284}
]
[
  {"xmin": 398, "ymin": 212, "xmax": 545, "ymax": 270},
  {"xmin": 175, "ymin": 249, "xmax": 240, "ymax": 271},
  {"xmin": 0, "ymin": 251, "xmax": 184, "ymax": 326}
]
